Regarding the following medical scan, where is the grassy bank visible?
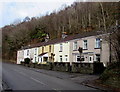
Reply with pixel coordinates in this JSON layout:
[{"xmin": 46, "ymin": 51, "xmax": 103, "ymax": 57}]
[{"xmin": 96, "ymin": 62, "xmax": 120, "ymax": 92}]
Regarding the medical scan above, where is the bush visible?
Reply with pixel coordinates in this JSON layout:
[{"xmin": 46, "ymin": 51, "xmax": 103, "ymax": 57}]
[
  {"xmin": 99, "ymin": 61, "xmax": 120, "ymax": 88},
  {"xmin": 24, "ymin": 58, "xmax": 30, "ymax": 64}
]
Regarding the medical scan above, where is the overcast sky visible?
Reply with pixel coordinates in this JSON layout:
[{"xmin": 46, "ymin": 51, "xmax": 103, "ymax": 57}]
[
  {"xmin": 0, "ymin": 0, "xmax": 76, "ymax": 28},
  {"xmin": 0, "ymin": 0, "xmax": 118, "ymax": 28}
]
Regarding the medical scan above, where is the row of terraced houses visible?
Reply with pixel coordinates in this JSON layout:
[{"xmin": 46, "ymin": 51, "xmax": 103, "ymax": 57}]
[{"xmin": 17, "ymin": 31, "xmax": 110, "ymax": 67}]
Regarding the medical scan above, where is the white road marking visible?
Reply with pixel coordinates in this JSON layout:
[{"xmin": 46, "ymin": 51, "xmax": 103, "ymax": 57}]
[
  {"xmin": 13, "ymin": 69, "xmax": 60, "ymax": 91},
  {"xmin": 30, "ymin": 77, "xmax": 46, "ymax": 86}
]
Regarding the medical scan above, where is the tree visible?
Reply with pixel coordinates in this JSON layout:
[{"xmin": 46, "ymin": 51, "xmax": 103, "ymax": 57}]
[{"xmin": 110, "ymin": 25, "xmax": 120, "ymax": 62}]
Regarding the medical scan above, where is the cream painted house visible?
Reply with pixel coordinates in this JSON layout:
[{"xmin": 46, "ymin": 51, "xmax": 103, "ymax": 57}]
[
  {"xmin": 69, "ymin": 34, "xmax": 109, "ymax": 67},
  {"xmin": 54, "ymin": 32, "xmax": 110, "ymax": 67},
  {"xmin": 17, "ymin": 31, "xmax": 110, "ymax": 67},
  {"xmin": 54, "ymin": 41, "xmax": 70, "ymax": 63},
  {"xmin": 70, "ymin": 36, "xmax": 102, "ymax": 63},
  {"xmin": 17, "ymin": 49, "xmax": 24, "ymax": 64},
  {"xmin": 38, "ymin": 41, "xmax": 54, "ymax": 64}
]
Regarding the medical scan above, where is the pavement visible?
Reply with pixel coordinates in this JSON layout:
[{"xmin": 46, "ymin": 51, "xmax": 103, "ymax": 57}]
[
  {"xmin": 29, "ymin": 67, "xmax": 99, "ymax": 84},
  {"xmin": 2, "ymin": 63, "xmax": 106, "ymax": 91}
]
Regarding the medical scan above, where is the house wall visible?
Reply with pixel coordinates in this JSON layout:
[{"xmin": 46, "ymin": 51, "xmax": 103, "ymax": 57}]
[
  {"xmin": 70, "ymin": 36, "xmax": 101, "ymax": 63},
  {"xmin": 24, "ymin": 49, "xmax": 31, "ymax": 59},
  {"xmin": 30, "ymin": 48, "xmax": 34, "ymax": 62},
  {"xmin": 17, "ymin": 50, "xmax": 24, "ymax": 64},
  {"xmin": 101, "ymin": 39, "xmax": 109, "ymax": 67},
  {"xmin": 17, "ymin": 34, "xmax": 110, "ymax": 67},
  {"xmin": 38, "ymin": 45, "xmax": 54, "ymax": 63},
  {"xmin": 70, "ymin": 35, "xmax": 109, "ymax": 67},
  {"xmin": 54, "ymin": 41, "xmax": 70, "ymax": 63},
  {"xmin": 32, "ymin": 47, "xmax": 39, "ymax": 63}
]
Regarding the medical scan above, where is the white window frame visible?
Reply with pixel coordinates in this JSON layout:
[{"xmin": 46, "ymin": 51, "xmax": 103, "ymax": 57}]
[
  {"xmin": 83, "ymin": 40, "xmax": 88, "ymax": 49},
  {"xmin": 35, "ymin": 48, "xmax": 37, "ymax": 55},
  {"xmin": 65, "ymin": 55, "xmax": 68, "ymax": 61},
  {"xmin": 60, "ymin": 44, "xmax": 63, "ymax": 52},
  {"xmin": 60, "ymin": 55, "xmax": 62, "ymax": 62},
  {"xmin": 76, "ymin": 55, "xmax": 80, "ymax": 62},
  {"xmin": 73, "ymin": 41, "xmax": 78, "ymax": 50},
  {"xmin": 95, "ymin": 38, "xmax": 101, "ymax": 48},
  {"xmin": 35, "ymin": 57, "xmax": 37, "ymax": 62},
  {"xmin": 27, "ymin": 50, "xmax": 29, "ymax": 56}
]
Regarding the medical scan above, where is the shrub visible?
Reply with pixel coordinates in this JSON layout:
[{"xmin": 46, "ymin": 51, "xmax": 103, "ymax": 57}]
[{"xmin": 24, "ymin": 58, "xmax": 30, "ymax": 64}]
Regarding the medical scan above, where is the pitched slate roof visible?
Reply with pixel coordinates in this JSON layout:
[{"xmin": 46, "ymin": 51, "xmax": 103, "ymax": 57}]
[{"xmin": 21, "ymin": 31, "xmax": 101, "ymax": 50}]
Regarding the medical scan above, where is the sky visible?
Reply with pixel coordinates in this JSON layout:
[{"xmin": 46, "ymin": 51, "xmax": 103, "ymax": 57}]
[
  {"xmin": 0, "ymin": 0, "xmax": 118, "ymax": 28},
  {"xmin": 0, "ymin": 0, "xmax": 76, "ymax": 28}
]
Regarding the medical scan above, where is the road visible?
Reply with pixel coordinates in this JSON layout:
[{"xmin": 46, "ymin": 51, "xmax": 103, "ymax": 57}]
[{"xmin": 2, "ymin": 63, "xmax": 103, "ymax": 91}]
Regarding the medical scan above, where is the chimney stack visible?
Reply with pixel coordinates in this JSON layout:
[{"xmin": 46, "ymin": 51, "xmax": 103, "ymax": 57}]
[
  {"xmin": 62, "ymin": 32, "xmax": 67, "ymax": 39},
  {"xmin": 45, "ymin": 34, "xmax": 50, "ymax": 42}
]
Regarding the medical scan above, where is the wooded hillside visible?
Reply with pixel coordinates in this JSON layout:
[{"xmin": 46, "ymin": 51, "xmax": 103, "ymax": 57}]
[{"xmin": 2, "ymin": 2, "xmax": 119, "ymax": 61}]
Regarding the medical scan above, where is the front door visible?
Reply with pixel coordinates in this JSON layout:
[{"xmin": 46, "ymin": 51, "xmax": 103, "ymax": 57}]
[{"xmin": 89, "ymin": 56, "xmax": 93, "ymax": 63}]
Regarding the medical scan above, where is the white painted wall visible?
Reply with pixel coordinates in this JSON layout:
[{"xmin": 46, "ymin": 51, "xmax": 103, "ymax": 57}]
[
  {"xmin": 33, "ymin": 47, "xmax": 39, "ymax": 63},
  {"xmin": 17, "ymin": 50, "xmax": 24, "ymax": 64},
  {"xmin": 24, "ymin": 48, "xmax": 31, "ymax": 59},
  {"xmin": 54, "ymin": 41, "xmax": 70, "ymax": 62},
  {"xmin": 30, "ymin": 48, "xmax": 34, "ymax": 62}
]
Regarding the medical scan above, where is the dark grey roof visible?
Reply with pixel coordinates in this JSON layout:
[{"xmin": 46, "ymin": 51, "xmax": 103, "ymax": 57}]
[{"xmin": 20, "ymin": 31, "xmax": 102, "ymax": 50}]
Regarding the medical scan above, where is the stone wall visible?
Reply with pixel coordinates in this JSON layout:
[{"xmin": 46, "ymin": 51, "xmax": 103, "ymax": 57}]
[{"xmin": 21, "ymin": 62, "xmax": 105, "ymax": 74}]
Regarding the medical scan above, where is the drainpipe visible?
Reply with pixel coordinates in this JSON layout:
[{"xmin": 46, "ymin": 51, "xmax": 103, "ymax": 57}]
[
  {"xmin": 100, "ymin": 39, "xmax": 102, "ymax": 63},
  {"xmin": 109, "ymin": 33, "xmax": 112, "ymax": 63}
]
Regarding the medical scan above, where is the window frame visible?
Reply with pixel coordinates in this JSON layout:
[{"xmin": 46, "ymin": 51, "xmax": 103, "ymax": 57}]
[
  {"xmin": 83, "ymin": 40, "xmax": 88, "ymax": 50},
  {"xmin": 27, "ymin": 50, "xmax": 29, "ymax": 56},
  {"xmin": 49, "ymin": 45, "xmax": 51, "ymax": 52},
  {"xmin": 65, "ymin": 55, "xmax": 68, "ymax": 61},
  {"xmin": 96, "ymin": 54, "xmax": 100, "ymax": 62},
  {"xmin": 35, "ymin": 48, "xmax": 37, "ymax": 55},
  {"xmin": 60, "ymin": 55, "xmax": 62, "ymax": 62},
  {"xmin": 95, "ymin": 38, "xmax": 101, "ymax": 49},
  {"xmin": 59, "ymin": 44, "xmax": 63, "ymax": 52},
  {"xmin": 73, "ymin": 41, "xmax": 78, "ymax": 51}
]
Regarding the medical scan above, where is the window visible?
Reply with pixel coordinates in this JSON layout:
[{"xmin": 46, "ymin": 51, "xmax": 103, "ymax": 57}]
[
  {"xmin": 89, "ymin": 57, "xmax": 92, "ymax": 61},
  {"xmin": 60, "ymin": 55, "xmax": 62, "ymax": 62},
  {"xmin": 60, "ymin": 44, "xmax": 63, "ymax": 52},
  {"xmin": 35, "ymin": 57, "xmax": 37, "ymax": 62},
  {"xmin": 35, "ymin": 48, "xmax": 37, "ymax": 55},
  {"xmin": 27, "ymin": 50, "xmax": 29, "ymax": 56},
  {"xmin": 73, "ymin": 41, "xmax": 78, "ymax": 50},
  {"xmin": 49, "ymin": 45, "xmax": 51, "ymax": 52},
  {"xmin": 42, "ymin": 47, "xmax": 44, "ymax": 53},
  {"xmin": 77, "ymin": 56, "xmax": 80, "ymax": 62},
  {"xmin": 83, "ymin": 40, "xmax": 88, "ymax": 49},
  {"xmin": 65, "ymin": 55, "xmax": 68, "ymax": 61},
  {"xmin": 95, "ymin": 38, "xmax": 101, "ymax": 48},
  {"xmin": 22, "ymin": 51, "xmax": 24, "ymax": 56},
  {"xmin": 38, "ymin": 58, "xmax": 39, "ymax": 62},
  {"xmin": 44, "ymin": 57, "xmax": 48, "ymax": 62},
  {"xmin": 96, "ymin": 54, "xmax": 100, "ymax": 62},
  {"xmin": 41, "ymin": 58, "xmax": 42, "ymax": 62}
]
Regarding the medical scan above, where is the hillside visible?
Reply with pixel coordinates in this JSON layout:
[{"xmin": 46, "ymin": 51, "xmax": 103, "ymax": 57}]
[
  {"xmin": 98, "ymin": 62, "xmax": 120, "ymax": 91},
  {"xmin": 2, "ymin": 2, "xmax": 119, "ymax": 61}
]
